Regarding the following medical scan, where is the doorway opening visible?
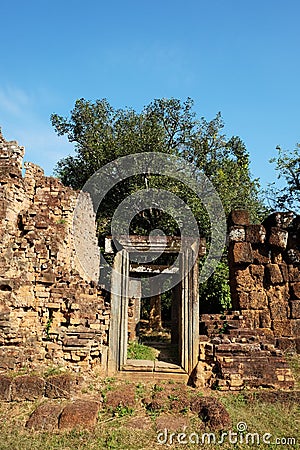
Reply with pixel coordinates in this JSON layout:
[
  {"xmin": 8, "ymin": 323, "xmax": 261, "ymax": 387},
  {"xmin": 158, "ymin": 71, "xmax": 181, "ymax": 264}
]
[
  {"xmin": 129, "ymin": 283, "xmax": 180, "ymax": 366},
  {"xmin": 107, "ymin": 236, "xmax": 206, "ymax": 376}
]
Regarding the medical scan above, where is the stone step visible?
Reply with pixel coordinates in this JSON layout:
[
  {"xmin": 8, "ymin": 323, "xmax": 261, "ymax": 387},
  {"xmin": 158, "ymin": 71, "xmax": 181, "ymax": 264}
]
[
  {"xmin": 122, "ymin": 359, "xmax": 154, "ymax": 372},
  {"xmin": 123, "ymin": 359, "xmax": 186, "ymax": 373},
  {"xmin": 116, "ymin": 370, "xmax": 189, "ymax": 382}
]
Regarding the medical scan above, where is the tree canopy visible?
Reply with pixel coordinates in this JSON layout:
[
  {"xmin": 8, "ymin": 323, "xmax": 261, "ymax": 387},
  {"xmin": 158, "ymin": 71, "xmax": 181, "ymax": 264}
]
[
  {"xmin": 52, "ymin": 97, "xmax": 263, "ymax": 234},
  {"xmin": 51, "ymin": 97, "xmax": 264, "ymax": 312},
  {"xmin": 268, "ymin": 144, "xmax": 300, "ymax": 213}
]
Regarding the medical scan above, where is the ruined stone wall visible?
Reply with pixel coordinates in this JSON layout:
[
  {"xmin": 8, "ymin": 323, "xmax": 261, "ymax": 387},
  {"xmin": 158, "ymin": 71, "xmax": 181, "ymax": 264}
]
[
  {"xmin": 0, "ymin": 132, "xmax": 110, "ymax": 373},
  {"xmin": 228, "ymin": 209, "xmax": 300, "ymax": 352},
  {"xmin": 0, "ymin": 128, "xmax": 298, "ymax": 391}
]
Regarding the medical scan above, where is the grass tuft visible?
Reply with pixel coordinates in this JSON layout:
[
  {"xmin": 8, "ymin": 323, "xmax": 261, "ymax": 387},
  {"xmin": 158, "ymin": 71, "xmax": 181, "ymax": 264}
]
[{"xmin": 127, "ymin": 341, "xmax": 157, "ymax": 361}]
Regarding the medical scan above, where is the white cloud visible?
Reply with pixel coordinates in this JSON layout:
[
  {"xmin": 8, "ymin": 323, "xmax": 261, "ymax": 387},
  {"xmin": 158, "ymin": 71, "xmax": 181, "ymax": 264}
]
[
  {"xmin": 0, "ymin": 86, "xmax": 30, "ymax": 116},
  {"xmin": 0, "ymin": 85, "xmax": 74, "ymax": 175}
]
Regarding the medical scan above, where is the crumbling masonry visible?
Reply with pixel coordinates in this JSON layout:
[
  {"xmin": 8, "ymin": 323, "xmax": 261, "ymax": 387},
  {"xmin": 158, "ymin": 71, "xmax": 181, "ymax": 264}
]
[
  {"xmin": 0, "ymin": 132, "xmax": 298, "ymax": 392},
  {"xmin": 0, "ymin": 132, "xmax": 109, "ymax": 373},
  {"xmin": 198, "ymin": 210, "xmax": 299, "ymax": 390},
  {"xmin": 228, "ymin": 209, "xmax": 300, "ymax": 351}
]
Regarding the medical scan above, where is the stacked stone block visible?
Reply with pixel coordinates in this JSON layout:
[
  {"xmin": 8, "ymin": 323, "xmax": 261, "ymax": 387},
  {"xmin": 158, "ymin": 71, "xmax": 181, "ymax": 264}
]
[
  {"xmin": 228, "ymin": 209, "xmax": 300, "ymax": 352},
  {"xmin": 198, "ymin": 312, "xmax": 294, "ymax": 391},
  {"xmin": 0, "ymin": 131, "xmax": 110, "ymax": 373},
  {"xmin": 195, "ymin": 209, "xmax": 299, "ymax": 391}
]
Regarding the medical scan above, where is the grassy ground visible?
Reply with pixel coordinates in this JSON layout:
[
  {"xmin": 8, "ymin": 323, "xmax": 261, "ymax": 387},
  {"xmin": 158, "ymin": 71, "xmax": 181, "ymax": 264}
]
[
  {"xmin": 127, "ymin": 341, "xmax": 157, "ymax": 361},
  {"xmin": 0, "ymin": 354, "xmax": 299, "ymax": 450},
  {"xmin": 0, "ymin": 395, "xmax": 298, "ymax": 449},
  {"xmin": 128, "ymin": 329, "xmax": 179, "ymax": 364}
]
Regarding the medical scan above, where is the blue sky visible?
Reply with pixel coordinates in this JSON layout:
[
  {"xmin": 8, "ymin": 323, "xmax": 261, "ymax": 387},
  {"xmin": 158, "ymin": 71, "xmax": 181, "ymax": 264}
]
[{"xmin": 0, "ymin": 0, "xmax": 299, "ymax": 189}]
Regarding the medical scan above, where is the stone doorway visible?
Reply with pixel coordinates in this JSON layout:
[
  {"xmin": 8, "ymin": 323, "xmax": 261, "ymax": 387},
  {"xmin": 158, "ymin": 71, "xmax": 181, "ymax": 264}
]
[
  {"xmin": 130, "ymin": 279, "xmax": 181, "ymax": 367},
  {"xmin": 107, "ymin": 236, "xmax": 205, "ymax": 376}
]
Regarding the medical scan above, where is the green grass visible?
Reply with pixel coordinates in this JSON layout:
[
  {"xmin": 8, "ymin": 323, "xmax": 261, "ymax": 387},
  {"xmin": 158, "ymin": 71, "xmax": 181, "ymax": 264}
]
[
  {"xmin": 287, "ymin": 352, "xmax": 300, "ymax": 389},
  {"xmin": 127, "ymin": 341, "xmax": 157, "ymax": 361},
  {"xmin": 0, "ymin": 398, "xmax": 299, "ymax": 450},
  {"xmin": 220, "ymin": 393, "xmax": 299, "ymax": 448},
  {"xmin": 0, "ymin": 354, "xmax": 299, "ymax": 450}
]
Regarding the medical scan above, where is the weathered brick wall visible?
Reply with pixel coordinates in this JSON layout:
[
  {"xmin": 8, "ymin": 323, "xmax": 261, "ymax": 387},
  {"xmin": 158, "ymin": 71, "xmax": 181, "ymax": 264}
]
[
  {"xmin": 228, "ymin": 209, "xmax": 300, "ymax": 352},
  {"xmin": 0, "ymin": 132, "xmax": 110, "ymax": 373}
]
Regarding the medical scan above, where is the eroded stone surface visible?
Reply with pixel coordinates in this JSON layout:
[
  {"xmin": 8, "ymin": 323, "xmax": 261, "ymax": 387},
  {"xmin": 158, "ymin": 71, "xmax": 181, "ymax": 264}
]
[
  {"xmin": 26, "ymin": 403, "xmax": 63, "ymax": 431},
  {"xmin": 0, "ymin": 375, "xmax": 11, "ymax": 400},
  {"xmin": 45, "ymin": 374, "xmax": 72, "ymax": 399},
  {"xmin": 58, "ymin": 400, "xmax": 100, "ymax": 430},
  {"xmin": 190, "ymin": 396, "xmax": 231, "ymax": 430},
  {"xmin": 11, "ymin": 376, "xmax": 45, "ymax": 401},
  {"xmin": 0, "ymin": 132, "xmax": 110, "ymax": 373}
]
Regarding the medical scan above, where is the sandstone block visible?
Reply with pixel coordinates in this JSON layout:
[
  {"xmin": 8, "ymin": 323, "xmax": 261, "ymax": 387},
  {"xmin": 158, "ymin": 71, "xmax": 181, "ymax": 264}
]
[
  {"xmin": 26, "ymin": 403, "xmax": 63, "ymax": 431},
  {"xmin": 266, "ymin": 264, "xmax": 284, "ymax": 285},
  {"xmin": 155, "ymin": 415, "xmax": 189, "ymax": 432},
  {"xmin": 59, "ymin": 400, "xmax": 100, "ymax": 430},
  {"xmin": 269, "ymin": 300, "xmax": 289, "ymax": 321},
  {"xmin": 190, "ymin": 396, "xmax": 231, "ymax": 430},
  {"xmin": 267, "ymin": 284, "xmax": 289, "ymax": 304},
  {"xmin": 249, "ymin": 264, "xmax": 265, "ymax": 282},
  {"xmin": 234, "ymin": 291, "xmax": 249, "ymax": 309},
  {"xmin": 233, "ymin": 268, "xmax": 253, "ymax": 290},
  {"xmin": 248, "ymin": 291, "xmax": 268, "ymax": 309},
  {"xmin": 275, "ymin": 368, "xmax": 294, "ymax": 383},
  {"xmin": 290, "ymin": 319, "xmax": 300, "ymax": 337},
  {"xmin": 251, "ymin": 244, "xmax": 271, "ymax": 264},
  {"xmin": 0, "ymin": 353, "xmax": 17, "ymax": 370},
  {"xmin": 290, "ymin": 283, "xmax": 300, "ymax": 299},
  {"xmin": 63, "ymin": 338, "xmax": 89, "ymax": 347},
  {"xmin": 272, "ymin": 320, "xmax": 292, "ymax": 337},
  {"xmin": 38, "ymin": 271, "xmax": 56, "ymax": 284},
  {"xmin": 35, "ymin": 221, "xmax": 48, "ymax": 229},
  {"xmin": 288, "ymin": 265, "xmax": 300, "ymax": 282},
  {"xmin": 271, "ymin": 250, "xmax": 284, "ymax": 264},
  {"xmin": 230, "ymin": 242, "xmax": 253, "ymax": 265},
  {"xmin": 241, "ymin": 310, "xmax": 261, "ymax": 328},
  {"xmin": 276, "ymin": 337, "xmax": 297, "ymax": 352},
  {"xmin": 279, "ymin": 263, "xmax": 288, "ymax": 283},
  {"xmin": 228, "ymin": 226, "xmax": 245, "ymax": 242},
  {"xmin": 287, "ymin": 232, "xmax": 298, "ymax": 250},
  {"xmin": 105, "ymin": 385, "xmax": 137, "ymax": 409},
  {"xmin": 45, "ymin": 302, "xmax": 60, "ymax": 309},
  {"xmin": 268, "ymin": 227, "xmax": 288, "ymax": 250},
  {"xmin": 228, "ymin": 210, "xmax": 250, "ymax": 226},
  {"xmin": 263, "ymin": 212, "xmax": 294, "ymax": 230},
  {"xmin": 245, "ymin": 225, "xmax": 266, "ymax": 244},
  {"xmin": 0, "ymin": 375, "xmax": 11, "ymax": 400},
  {"xmin": 290, "ymin": 300, "xmax": 300, "ymax": 319},
  {"xmin": 45, "ymin": 374, "xmax": 72, "ymax": 399},
  {"xmin": 286, "ymin": 249, "xmax": 300, "ymax": 264},
  {"xmin": 259, "ymin": 310, "xmax": 272, "ymax": 328},
  {"xmin": 11, "ymin": 376, "xmax": 45, "ymax": 401}
]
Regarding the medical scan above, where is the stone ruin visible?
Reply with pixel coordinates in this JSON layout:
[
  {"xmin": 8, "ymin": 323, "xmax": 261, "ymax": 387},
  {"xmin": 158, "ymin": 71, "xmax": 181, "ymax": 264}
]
[
  {"xmin": 198, "ymin": 210, "xmax": 299, "ymax": 390},
  {"xmin": 0, "ymin": 131, "xmax": 298, "ymax": 398},
  {"xmin": 0, "ymin": 132, "xmax": 109, "ymax": 373},
  {"xmin": 228, "ymin": 209, "xmax": 300, "ymax": 352}
]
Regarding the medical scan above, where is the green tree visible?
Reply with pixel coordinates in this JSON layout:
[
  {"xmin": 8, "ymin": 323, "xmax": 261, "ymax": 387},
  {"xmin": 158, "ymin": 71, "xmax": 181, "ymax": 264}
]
[
  {"xmin": 52, "ymin": 98, "xmax": 263, "ymax": 228},
  {"xmin": 199, "ymin": 260, "xmax": 231, "ymax": 313},
  {"xmin": 269, "ymin": 144, "xmax": 300, "ymax": 212},
  {"xmin": 51, "ymin": 97, "xmax": 264, "ymax": 312}
]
